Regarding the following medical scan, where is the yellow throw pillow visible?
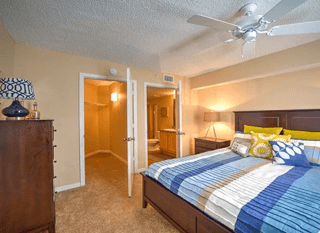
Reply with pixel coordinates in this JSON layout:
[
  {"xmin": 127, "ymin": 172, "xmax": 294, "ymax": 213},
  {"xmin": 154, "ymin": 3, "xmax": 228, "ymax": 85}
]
[
  {"xmin": 244, "ymin": 125, "xmax": 283, "ymax": 135},
  {"xmin": 283, "ymin": 129, "xmax": 320, "ymax": 140},
  {"xmin": 249, "ymin": 132, "xmax": 291, "ymax": 160}
]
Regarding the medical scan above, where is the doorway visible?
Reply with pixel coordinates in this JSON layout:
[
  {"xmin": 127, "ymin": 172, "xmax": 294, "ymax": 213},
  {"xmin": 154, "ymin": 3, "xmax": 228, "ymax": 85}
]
[
  {"xmin": 147, "ymin": 87, "xmax": 176, "ymax": 165},
  {"xmin": 144, "ymin": 81, "xmax": 184, "ymax": 167},
  {"xmin": 79, "ymin": 72, "xmax": 137, "ymax": 197}
]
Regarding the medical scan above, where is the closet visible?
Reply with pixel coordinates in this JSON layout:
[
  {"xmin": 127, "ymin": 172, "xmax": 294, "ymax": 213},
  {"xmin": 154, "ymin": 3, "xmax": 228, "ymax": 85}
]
[{"xmin": 84, "ymin": 79, "xmax": 127, "ymax": 163}]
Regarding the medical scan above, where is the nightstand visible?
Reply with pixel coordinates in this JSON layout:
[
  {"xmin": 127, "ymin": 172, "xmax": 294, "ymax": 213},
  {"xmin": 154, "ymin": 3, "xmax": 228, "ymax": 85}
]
[{"xmin": 194, "ymin": 137, "xmax": 231, "ymax": 154}]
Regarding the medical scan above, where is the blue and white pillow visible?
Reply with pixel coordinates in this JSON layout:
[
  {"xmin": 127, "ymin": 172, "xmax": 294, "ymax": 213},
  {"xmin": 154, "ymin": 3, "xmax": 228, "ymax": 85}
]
[
  {"xmin": 269, "ymin": 141, "xmax": 312, "ymax": 168},
  {"xmin": 289, "ymin": 139, "xmax": 320, "ymax": 167}
]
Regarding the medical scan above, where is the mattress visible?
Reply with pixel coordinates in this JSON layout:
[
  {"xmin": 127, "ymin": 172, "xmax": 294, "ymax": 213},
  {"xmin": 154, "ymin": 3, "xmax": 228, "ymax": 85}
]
[{"xmin": 145, "ymin": 148, "xmax": 320, "ymax": 233}]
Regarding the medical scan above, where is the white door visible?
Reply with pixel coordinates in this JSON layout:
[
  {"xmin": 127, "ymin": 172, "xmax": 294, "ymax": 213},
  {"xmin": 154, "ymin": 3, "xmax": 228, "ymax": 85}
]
[
  {"xmin": 125, "ymin": 68, "xmax": 135, "ymax": 197},
  {"xmin": 176, "ymin": 80, "xmax": 184, "ymax": 158}
]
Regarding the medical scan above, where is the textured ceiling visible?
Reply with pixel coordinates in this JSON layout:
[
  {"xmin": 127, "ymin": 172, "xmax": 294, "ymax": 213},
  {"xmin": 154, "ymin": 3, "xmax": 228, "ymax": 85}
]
[
  {"xmin": 148, "ymin": 87, "xmax": 175, "ymax": 99},
  {"xmin": 1, "ymin": 0, "xmax": 320, "ymax": 77}
]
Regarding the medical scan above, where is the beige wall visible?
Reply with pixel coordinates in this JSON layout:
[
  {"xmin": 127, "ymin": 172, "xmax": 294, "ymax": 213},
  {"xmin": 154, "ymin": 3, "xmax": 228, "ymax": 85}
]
[
  {"xmin": 148, "ymin": 94, "xmax": 175, "ymax": 132},
  {"xmin": 110, "ymin": 82, "xmax": 127, "ymax": 161},
  {"xmin": 191, "ymin": 40, "xmax": 320, "ymax": 90},
  {"xmin": 84, "ymin": 82, "xmax": 100, "ymax": 154},
  {"xmin": 182, "ymin": 77, "xmax": 200, "ymax": 155},
  {"xmin": 98, "ymin": 85, "xmax": 111, "ymax": 151},
  {"xmin": 0, "ymin": 21, "xmax": 15, "ymax": 78},
  {"xmin": 197, "ymin": 67, "xmax": 320, "ymax": 140},
  {"xmin": 0, "ymin": 21, "xmax": 16, "ymax": 115}
]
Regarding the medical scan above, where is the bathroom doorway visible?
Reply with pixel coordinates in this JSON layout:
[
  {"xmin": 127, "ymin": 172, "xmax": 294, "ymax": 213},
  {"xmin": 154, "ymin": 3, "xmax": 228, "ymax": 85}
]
[{"xmin": 147, "ymin": 86, "xmax": 177, "ymax": 165}]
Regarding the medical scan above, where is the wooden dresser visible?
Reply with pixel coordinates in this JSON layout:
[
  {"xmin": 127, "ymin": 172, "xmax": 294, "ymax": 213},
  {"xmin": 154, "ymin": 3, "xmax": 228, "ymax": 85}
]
[
  {"xmin": 195, "ymin": 137, "xmax": 231, "ymax": 154},
  {"xmin": 0, "ymin": 120, "xmax": 55, "ymax": 233}
]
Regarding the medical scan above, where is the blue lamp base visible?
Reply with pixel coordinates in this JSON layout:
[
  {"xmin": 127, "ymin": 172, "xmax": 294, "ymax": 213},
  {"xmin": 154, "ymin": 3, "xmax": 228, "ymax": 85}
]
[{"xmin": 2, "ymin": 100, "xmax": 29, "ymax": 120}]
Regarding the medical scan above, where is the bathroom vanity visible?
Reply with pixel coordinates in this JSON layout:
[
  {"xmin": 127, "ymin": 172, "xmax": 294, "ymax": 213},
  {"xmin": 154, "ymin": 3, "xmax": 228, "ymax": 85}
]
[{"xmin": 159, "ymin": 129, "xmax": 176, "ymax": 157}]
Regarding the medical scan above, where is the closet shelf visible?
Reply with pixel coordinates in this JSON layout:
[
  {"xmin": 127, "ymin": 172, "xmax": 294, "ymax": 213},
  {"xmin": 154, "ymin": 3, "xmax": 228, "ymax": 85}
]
[{"xmin": 84, "ymin": 101, "xmax": 108, "ymax": 107}]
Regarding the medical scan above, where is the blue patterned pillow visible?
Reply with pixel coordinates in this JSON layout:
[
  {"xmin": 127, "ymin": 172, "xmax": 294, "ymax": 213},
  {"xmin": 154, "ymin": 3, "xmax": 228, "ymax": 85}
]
[
  {"xmin": 289, "ymin": 139, "xmax": 320, "ymax": 167},
  {"xmin": 269, "ymin": 141, "xmax": 311, "ymax": 168}
]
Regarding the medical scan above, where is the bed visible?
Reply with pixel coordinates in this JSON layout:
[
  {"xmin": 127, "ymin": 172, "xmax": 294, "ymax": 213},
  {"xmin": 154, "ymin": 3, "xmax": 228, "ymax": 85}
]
[{"xmin": 141, "ymin": 109, "xmax": 320, "ymax": 233}]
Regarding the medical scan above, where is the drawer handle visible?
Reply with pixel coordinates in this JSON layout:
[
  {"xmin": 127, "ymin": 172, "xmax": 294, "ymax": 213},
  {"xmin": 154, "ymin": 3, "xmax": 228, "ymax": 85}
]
[
  {"xmin": 53, "ymin": 145, "xmax": 57, "ymax": 148},
  {"xmin": 54, "ymin": 176, "xmax": 57, "ymax": 179},
  {"xmin": 54, "ymin": 129, "xmax": 57, "ymax": 132},
  {"xmin": 54, "ymin": 160, "xmax": 57, "ymax": 163}
]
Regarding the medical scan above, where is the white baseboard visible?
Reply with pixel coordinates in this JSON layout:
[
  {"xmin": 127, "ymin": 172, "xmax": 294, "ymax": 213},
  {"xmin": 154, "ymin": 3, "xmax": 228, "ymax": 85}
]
[
  {"xmin": 110, "ymin": 151, "xmax": 127, "ymax": 164},
  {"xmin": 55, "ymin": 182, "xmax": 81, "ymax": 193},
  {"xmin": 99, "ymin": 150, "xmax": 111, "ymax": 154},
  {"xmin": 136, "ymin": 168, "xmax": 147, "ymax": 173},
  {"xmin": 85, "ymin": 149, "xmax": 126, "ymax": 164},
  {"xmin": 85, "ymin": 150, "xmax": 98, "ymax": 158},
  {"xmin": 85, "ymin": 150, "xmax": 111, "ymax": 158}
]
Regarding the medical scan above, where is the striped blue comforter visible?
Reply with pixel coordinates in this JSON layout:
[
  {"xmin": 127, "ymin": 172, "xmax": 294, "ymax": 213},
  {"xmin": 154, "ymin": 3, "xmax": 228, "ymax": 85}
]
[{"xmin": 145, "ymin": 148, "xmax": 320, "ymax": 233}]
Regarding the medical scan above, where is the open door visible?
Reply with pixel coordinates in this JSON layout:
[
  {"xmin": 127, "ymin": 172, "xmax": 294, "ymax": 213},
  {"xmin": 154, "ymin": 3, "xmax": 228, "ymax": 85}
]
[
  {"xmin": 124, "ymin": 68, "xmax": 135, "ymax": 197},
  {"xmin": 175, "ymin": 80, "xmax": 184, "ymax": 158}
]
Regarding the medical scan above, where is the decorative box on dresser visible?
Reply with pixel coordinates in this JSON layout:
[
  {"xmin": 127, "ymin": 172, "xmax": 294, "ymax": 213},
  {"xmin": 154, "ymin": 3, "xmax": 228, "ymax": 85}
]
[
  {"xmin": 0, "ymin": 120, "xmax": 56, "ymax": 233},
  {"xmin": 195, "ymin": 137, "xmax": 231, "ymax": 154}
]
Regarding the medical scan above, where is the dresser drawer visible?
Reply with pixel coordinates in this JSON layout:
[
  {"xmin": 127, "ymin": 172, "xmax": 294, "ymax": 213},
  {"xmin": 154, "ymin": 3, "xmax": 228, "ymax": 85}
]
[
  {"xmin": 195, "ymin": 139, "xmax": 217, "ymax": 150},
  {"xmin": 195, "ymin": 138, "xmax": 231, "ymax": 155},
  {"xmin": 218, "ymin": 141, "xmax": 231, "ymax": 149},
  {"xmin": 195, "ymin": 147, "xmax": 213, "ymax": 154}
]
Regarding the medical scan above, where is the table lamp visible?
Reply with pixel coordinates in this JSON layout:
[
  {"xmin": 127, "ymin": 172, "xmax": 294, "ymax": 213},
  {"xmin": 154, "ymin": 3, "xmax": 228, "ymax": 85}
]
[
  {"xmin": 0, "ymin": 77, "xmax": 35, "ymax": 120},
  {"xmin": 204, "ymin": 111, "xmax": 220, "ymax": 140}
]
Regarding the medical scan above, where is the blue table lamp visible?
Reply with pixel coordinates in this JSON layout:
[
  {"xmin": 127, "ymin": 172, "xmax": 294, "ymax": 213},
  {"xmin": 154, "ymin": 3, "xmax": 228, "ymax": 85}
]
[{"xmin": 0, "ymin": 77, "xmax": 35, "ymax": 120}]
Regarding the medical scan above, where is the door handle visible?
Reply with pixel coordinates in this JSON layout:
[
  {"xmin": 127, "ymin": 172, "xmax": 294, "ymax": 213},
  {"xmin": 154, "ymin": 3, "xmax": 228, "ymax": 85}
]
[
  {"xmin": 176, "ymin": 132, "xmax": 185, "ymax": 135},
  {"xmin": 123, "ymin": 137, "xmax": 135, "ymax": 141}
]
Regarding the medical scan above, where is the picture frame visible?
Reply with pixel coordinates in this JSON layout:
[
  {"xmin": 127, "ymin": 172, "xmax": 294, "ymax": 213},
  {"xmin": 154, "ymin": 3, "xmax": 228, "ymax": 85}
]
[{"xmin": 161, "ymin": 107, "xmax": 169, "ymax": 117}]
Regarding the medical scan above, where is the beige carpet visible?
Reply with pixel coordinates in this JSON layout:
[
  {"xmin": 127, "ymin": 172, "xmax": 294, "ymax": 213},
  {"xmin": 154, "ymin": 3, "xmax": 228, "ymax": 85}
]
[{"xmin": 55, "ymin": 153, "xmax": 179, "ymax": 233}]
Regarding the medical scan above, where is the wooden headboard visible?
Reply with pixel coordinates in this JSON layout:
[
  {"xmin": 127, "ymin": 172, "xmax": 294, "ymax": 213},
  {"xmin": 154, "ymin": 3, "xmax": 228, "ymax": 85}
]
[{"xmin": 234, "ymin": 109, "xmax": 320, "ymax": 133}]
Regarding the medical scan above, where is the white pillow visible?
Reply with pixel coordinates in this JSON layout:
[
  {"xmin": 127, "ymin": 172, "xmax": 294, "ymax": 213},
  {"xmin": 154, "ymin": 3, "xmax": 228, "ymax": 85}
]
[
  {"xmin": 231, "ymin": 141, "xmax": 251, "ymax": 157},
  {"xmin": 232, "ymin": 132, "xmax": 252, "ymax": 145}
]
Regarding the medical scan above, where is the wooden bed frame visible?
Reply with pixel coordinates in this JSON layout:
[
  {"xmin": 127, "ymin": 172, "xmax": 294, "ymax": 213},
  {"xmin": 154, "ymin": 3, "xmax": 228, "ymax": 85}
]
[{"xmin": 142, "ymin": 109, "xmax": 320, "ymax": 233}]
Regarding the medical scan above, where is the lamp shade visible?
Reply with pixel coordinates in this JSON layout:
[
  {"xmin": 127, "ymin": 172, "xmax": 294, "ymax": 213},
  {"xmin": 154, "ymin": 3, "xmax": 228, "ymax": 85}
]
[
  {"xmin": 0, "ymin": 77, "xmax": 35, "ymax": 100},
  {"xmin": 204, "ymin": 111, "xmax": 220, "ymax": 122}
]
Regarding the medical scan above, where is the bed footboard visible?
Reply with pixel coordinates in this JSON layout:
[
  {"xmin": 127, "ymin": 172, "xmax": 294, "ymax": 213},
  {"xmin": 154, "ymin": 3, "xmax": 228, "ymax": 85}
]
[{"xmin": 141, "ymin": 173, "xmax": 232, "ymax": 233}]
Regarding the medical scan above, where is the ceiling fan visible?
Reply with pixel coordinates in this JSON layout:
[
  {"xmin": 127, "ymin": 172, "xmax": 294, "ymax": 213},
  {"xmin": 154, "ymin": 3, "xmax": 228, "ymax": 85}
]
[{"xmin": 187, "ymin": 0, "xmax": 320, "ymax": 58}]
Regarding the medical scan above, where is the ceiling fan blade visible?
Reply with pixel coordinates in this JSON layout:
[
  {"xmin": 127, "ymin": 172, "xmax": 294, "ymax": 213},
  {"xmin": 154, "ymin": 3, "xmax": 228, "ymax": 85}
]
[
  {"xmin": 261, "ymin": 0, "xmax": 308, "ymax": 23},
  {"xmin": 268, "ymin": 21, "xmax": 320, "ymax": 36},
  {"xmin": 187, "ymin": 15, "xmax": 240, "ymax": 31},
  {"xmin": 242, "ymin": 40, "xmax": 256, "ymax": 58}
]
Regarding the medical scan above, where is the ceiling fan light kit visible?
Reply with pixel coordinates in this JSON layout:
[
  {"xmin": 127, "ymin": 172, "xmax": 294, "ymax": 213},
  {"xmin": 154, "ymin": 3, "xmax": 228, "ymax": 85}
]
[{"xmin": 187, "ymin": 0, "xmax": 320, "ymax": 58}]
